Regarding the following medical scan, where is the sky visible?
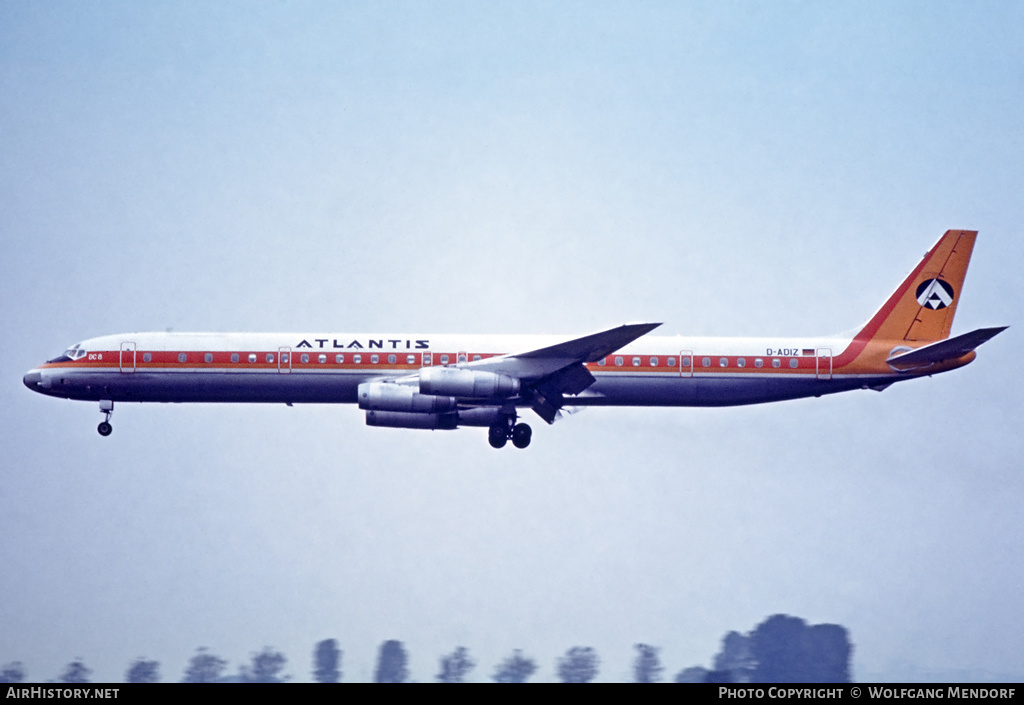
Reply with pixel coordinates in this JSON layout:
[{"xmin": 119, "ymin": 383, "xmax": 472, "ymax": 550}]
[{"xmin": 1, "ymin": 0, "xmax": 1022, "ymax": 683}]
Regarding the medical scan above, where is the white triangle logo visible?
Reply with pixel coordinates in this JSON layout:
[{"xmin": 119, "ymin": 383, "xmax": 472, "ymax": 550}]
[{"xmin": 916, "ymin": 279, "xmax": 954, "ymax": 310}]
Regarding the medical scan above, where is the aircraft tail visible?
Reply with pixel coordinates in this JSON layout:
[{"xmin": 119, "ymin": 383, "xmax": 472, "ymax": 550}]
[{"xmin": 855, "ymin": 230, "xmax": 977, "ymax": 345}]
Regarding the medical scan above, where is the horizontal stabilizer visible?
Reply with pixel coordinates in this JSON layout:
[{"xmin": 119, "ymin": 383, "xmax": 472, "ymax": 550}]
[{"xmin": 886, "ymin": 326, "xmax": 1008, "ymax": 369}]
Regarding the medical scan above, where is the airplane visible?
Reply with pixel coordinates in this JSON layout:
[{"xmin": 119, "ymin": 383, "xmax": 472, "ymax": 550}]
[{"xmin": 23, "ymin": 229, "xmax": 1006, "ymax": 449}]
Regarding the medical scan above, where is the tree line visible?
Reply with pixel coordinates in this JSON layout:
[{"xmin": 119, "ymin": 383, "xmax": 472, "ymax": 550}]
[{"xmin": 0, "ymin": 614, "xmax": 850, "ymax": 683}]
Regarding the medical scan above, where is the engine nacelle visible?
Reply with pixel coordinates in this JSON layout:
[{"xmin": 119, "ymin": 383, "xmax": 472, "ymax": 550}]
[
  {"xmin": 419, "ymin": 367, "xmax": 520, "ymax": 398},
  {"xmin": 358, "ymin": 382, "xmax": 457, "ymax": 413},
  {"xmin": 456, "ymin": 407, "xmax": 509, "ymax": 427},
  {"xmin": 365, "ymin": 410, "xmax": 458, "ymax": 430}
]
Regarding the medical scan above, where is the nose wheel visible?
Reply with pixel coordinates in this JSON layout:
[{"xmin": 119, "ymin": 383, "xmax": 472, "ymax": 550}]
[{"xmin": 97, "ymin": 400, "xmax": 113, "ymax": 437}]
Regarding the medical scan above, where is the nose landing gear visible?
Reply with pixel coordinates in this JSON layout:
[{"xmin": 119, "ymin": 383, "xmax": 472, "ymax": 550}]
[{"xmin": 97, "ymin": 400, "xmax": 113, "ymax": 436}]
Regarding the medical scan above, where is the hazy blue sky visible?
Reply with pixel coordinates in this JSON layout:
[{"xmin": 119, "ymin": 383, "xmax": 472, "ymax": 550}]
[{"xmin": 2, "ymin": 1, "xmax": 1021, "ymax": 682}]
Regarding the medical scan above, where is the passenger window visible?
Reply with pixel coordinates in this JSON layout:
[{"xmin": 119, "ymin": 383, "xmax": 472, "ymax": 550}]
[
  {"xmin": 458, "ymin": 353, "xmax": 467, "ymax": 363},
  {"xmin": 737, "ymin": 358, "xmax": 746, "ymax": 368},
  {"xmin": 755, "ymin": 358, "xmax": 763, "ymax": 368},
  {"xmin": 318, "ymin": 354, "xmax": 327, "ymax": 363},
  {"xmin": 387, "ymin": 354, "xmax": 396, "ymax": 364},
  {"xmin": 598, "ymin": 358, "xmax": 606, "ymax": 366},
  {"xmin": 702, "ymin": 357, "xmax": 711, "ymax": 367},
  {"xmin": 143, "ymin": 353, "xmax": 152, "ymax": 363},
  {"xmin": 650, "ymin": 357, "xmax": 658, "ymax": 367},
  {"xmin": 178, "ymin": 353, "xmax": 187, "ymax": 363},
  {"xmin": 615, "ymin": 356, "xmax": 624, "ymax": 366},
  {"xmin": 231, "ymin": 353, "xmax": 239, "ymax": 363},
  {"xmin": 406, "ymin": 354, "xmax": 415, "ymax": 364},
  {"xmin": 353, "ymin": 354, "xmax": 361, "ymax": 364},
  {"xmin": 204, "ymin": 353, "xmax": 213, "ymax": 363},
  {"xmin": 472, "ymin": 354, "xmax": 481, "ymax": 361},
  {"xmin": 632, "ymin": 357, "xmax": 641, "ymax": 367},
  {"xmin": 441, "ymin": 354, "xmax": 450, "ymax": 364},
  {"xmin": 248, "ymin": 353, "xmax": 257, "ymax": 363},
  {"xmin": 423, "ymin": 353, "xmax": 432, "ymax": 366},
  {"xmin": 789, "ymin": 358, "xmax": 798, "ymax": 368},
  {"xmin": 336, "ymin": 354, "xmax": 344, "ymax": 364},
  {"xmin": 301, "ymin": 354, "xmax": 309, "ymax": 364},
  {"xmin": 772, "ymin": 358, "xmax": 781, "ymax": 368},
  {"xmin": 281, "ymin": 353, "xmax": 288, "ymax": 363},
  {"xmin": 719, "ymin": 357, "xmax": 728, "ymax": 367},
  {"xmin": 371, "ymin": 354, "xmax": 379, "ymax": 364},
  {"xmin": 679, "ymin": 357, "xmax": 688, "ymax": 367}
]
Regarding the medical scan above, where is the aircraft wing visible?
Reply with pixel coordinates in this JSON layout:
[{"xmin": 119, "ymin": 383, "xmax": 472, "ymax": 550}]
[
  {"xmin": 466, "ymin": 322, "xmax": 661, "ymax": 423},
  {"xmin": 886, "ymin": 326, "xmax": 1008, "ymax": 369},
  {"xmin": 466, "ymin": 322, "xmax": 661, "ymax": 380}
]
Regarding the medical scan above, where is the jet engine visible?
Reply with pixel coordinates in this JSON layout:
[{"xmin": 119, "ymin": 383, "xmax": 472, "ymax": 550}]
[
  {"xmin": 418, "ymin": 367, "xmax": 520, "ymax": 398},
  {"xmin": 363, "ymin": 407, "xmax": 508, "ymax": 430},
  {"xmin": 365, "ymin": 410, "xmax": 458, "ymax": 430},
  {"xmin": 357, "ymin": 381, "xmax": 457, "ymax": 413}
]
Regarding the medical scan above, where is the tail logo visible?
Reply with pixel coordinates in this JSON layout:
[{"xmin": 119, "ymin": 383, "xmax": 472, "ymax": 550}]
[{"xmin": 916, "ymin": 278, "xmax": 955, "ymax": 310}]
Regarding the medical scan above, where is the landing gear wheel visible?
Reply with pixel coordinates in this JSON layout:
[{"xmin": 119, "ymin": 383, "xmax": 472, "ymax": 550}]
[
  {"xmin": 488, "ymin": 424, "xmax": 508, "ymax": 449},
  {"xmin": 512, "ymin": 423, "xmax": 532, "ymax": 449},
  {"xmin": 97, "ymin": 400, "xmax": 114, "ymax": 437}
]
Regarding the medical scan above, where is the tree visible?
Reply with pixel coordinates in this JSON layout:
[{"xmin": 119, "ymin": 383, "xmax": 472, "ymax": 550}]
[
  {"xmin": 436, "ymin": 646, "xmax": 475, "ymax": 683},
  {"xmin": 0, "ymin": 662, "xmax": 25, "ymax": 684},
  {"xmin": 713, "ymin": 630, "xmax": 755, "ymax": 683},
  {"xmin": 313, "ymin": 639, "xmax": 342, "ymax": 683},
  {"xmin": 674, "ymin": 666, "xmax": 708, "ymax": 683},
  {"xmin": 373, "ymin": 640, "xmax": 408, "ymax": 683},
  {"xmin": 240, "ymin": 647, "xmax": 288, "ymax": 683},
  {"xmin": 633, "ymin": 643, "xmax": 663, "ymax": 683},
  {"xmin": 556, "ymin": 646, "xmax": 599, "ymax": 683},
  {"xmin": 492, "ymin": 650, "xmax": 537, "ymax": 683},
  {"xmin": 182, "ymin": 647, "xmax": 227, "ymax": 683},
  {"xmin": 749, "ymin": 614, "xmax": 851, "ymax": 683},
  {"xmin": 58, "ymin": 659, "xmax": 91, "ymax": 683},
  {"xmin": 751, "ymin": 614, "xmax": 808, "ymax": 682},
  {"xmin": 807, "ymin": 623, "xmax": 851, "ymax": 683},
  {"xmin": 705, "ymin": 669, "xmax": 735, "ymax": 682},
  {"xmin": 125, "ymin": 658, "xmax": 160, "ymax": 683}
]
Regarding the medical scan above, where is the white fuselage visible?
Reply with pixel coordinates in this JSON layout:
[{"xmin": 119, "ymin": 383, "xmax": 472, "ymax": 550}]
[{"xmin": 24, "ymin": 329, "xmax": 907, "ymax": 409}]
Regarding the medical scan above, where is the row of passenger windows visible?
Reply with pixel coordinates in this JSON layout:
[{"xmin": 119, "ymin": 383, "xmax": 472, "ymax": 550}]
[
  {"xmin": 598, "ymin": 355, "xmax": 800, "ymax": 369},
  {"xmin": 137, "ymin": 352, "xmax": 798, "ymax": 369},
  {"xmin": 138, "ymin": 352, "xmax": 479, "ymax": 365}
]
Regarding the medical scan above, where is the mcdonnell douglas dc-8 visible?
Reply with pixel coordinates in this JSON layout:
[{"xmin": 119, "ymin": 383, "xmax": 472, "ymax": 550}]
[{"xmin": 24, "ymin": 230, "xmax": 1006, "ymax": 449}]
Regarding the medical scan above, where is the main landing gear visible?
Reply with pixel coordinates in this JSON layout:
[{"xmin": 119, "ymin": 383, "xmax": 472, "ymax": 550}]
[
  {"xmin": 97, "ymin": 400, "xmax": 113, "ymax": 437},
  {"xmin": 488, "ymin": 418, "xmax": 532, "ymax": 449}
]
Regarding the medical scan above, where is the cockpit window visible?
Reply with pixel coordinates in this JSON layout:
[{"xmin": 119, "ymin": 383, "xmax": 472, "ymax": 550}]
[{"xmin": 47, "ymin": 343, "xmax": 87, "ymax": 363}]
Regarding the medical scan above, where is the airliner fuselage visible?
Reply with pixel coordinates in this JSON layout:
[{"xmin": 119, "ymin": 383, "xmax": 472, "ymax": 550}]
[
  {"xmin": 23, "ymin": 231, "xmax": 1005, "ymax": 448},
  {"xmin": 24, "ymin": 331, "xmax": 919, "ymax": 407}
]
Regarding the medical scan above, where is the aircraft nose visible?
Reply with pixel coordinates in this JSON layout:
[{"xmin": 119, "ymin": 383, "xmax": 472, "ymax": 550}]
[{"xmin": 23, "ymin": 370, "xmax": 42, "ymax": 390}]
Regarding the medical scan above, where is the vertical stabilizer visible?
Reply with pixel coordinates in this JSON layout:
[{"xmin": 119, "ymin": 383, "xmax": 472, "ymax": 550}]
[{"xmin": 856, "ymin": 230, "xmax": 977, "ymax": 344}]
